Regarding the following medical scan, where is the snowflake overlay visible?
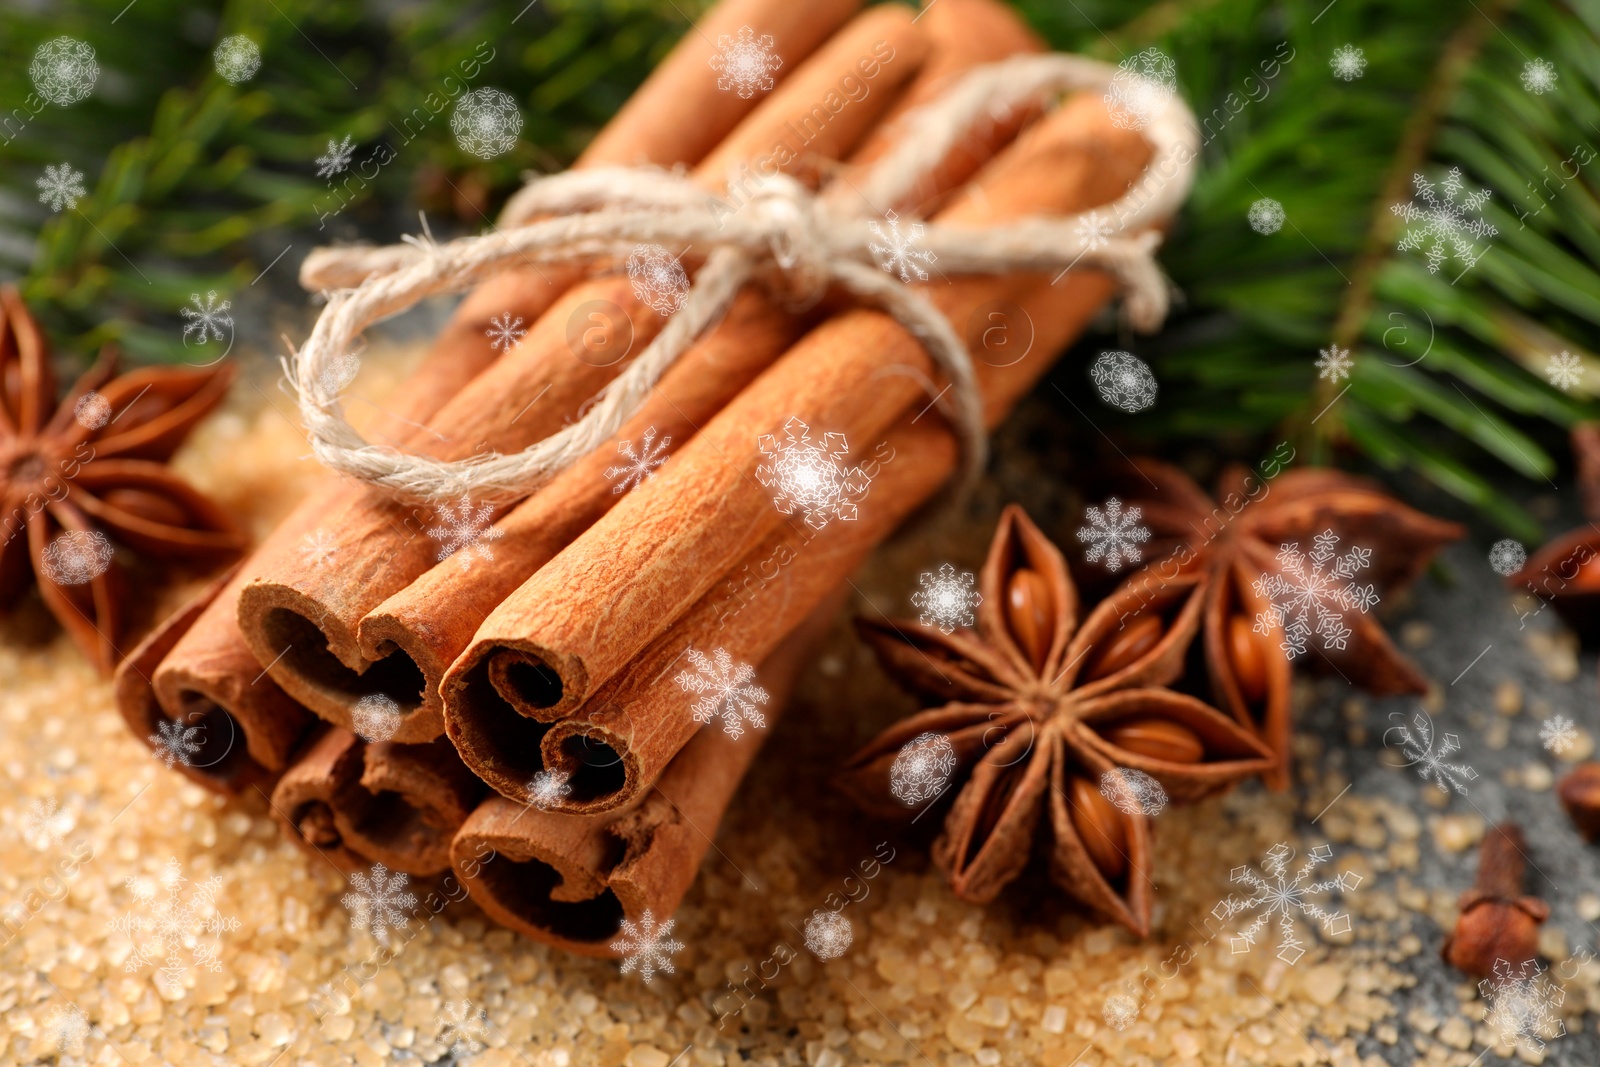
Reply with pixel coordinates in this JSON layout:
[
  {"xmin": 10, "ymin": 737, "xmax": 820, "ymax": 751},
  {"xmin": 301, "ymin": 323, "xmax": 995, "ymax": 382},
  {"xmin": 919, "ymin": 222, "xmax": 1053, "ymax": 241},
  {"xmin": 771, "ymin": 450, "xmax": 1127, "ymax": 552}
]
[
  {"xmin": 342, "ymin": 863, "xmax": 417, "ymax": 945},
  {"xmin": 1385, "ymin": 710, "xmax": 1479, "ymax": 794},
  {"xmin": 1099, "ymin": 768, "xmax": 1168, "ymax": 817},
  {"xmin": 437, "ymin": 999, "xmax": 491, "ymax": 1058},
  {"xmin": 40, "ymin": 529, "xmax": 115, "ymax": 585},
  {"xmin": 710, "ymin": 26, "xmax": 782, "ymax": 99},
  {"xmin": 427, "ymin": 495, "xmax": 503, "ymax": 570},
  {"xmin": 31, "ymin": 37, "xmax": 99, "ymax": 107},
  {"xmin": 351, "ymin": 693, "xmax": 402, "ymax": 743},
  {"xmin": 911, "ymin": 563, "xmax": 981, "ymax": 634},
  {"xmin": 37, "ymin": 163, "xmax": 86, "ymax": 213},
  {"xmin": 1329, "ymin": 45, "xmax": 1366, "ymax": 81},
  {"xmin": 611, "ymin": 909, "xmax": 684, "ymax": 982},
  {"xmin": 1391, "ymin": 167, "xmax": 1497, "ymax": 275},
  {"xmin": 605, "ymin": 425, "xmax": 670, "ymax": 494},
  {"xmin": 213, "ymin": 35, "xmax": 261, "ymax": 84},
  {"xmin": 1520, "ymin": 58, "xmax": 1558, "ymax": 96},
  {"xmin": 180, "ymin": 291, "xmax": 232, "ymax": 345},
  {"xmin": 1211, "ymin": 843, "xmax": 1362, "ymax": 965},
  {"xmin": 626, "ymin": 244, "xmax": 690, "ymax": 315},
  {"xmin": 1252, "ymin": 530, "xmax": 1378, "ymax": 659},
  {"xmin": 867, "ymin": 211, "xmax": 937, "ymax": 283},
  {"xmin": 486, "ymin": 312, "xmax": 526, "ymax": 352},
  {"xmin": 1248, "ymin": 198, "xmax": 1286, "ymax": 235},
  {"xmin": 1547, "ymin": 350, "xmax": 1583, "ymax": 392},
  {"xmin": 47, "ymin": 1003, "xmax": 90, "ymax": 1052},
  {"xmin": 75, "ymin": 391, "xmax": 112, "ymax": 429},
  {"xmin": 526, "ymin": 769, "xmax": 572, "ymax": 810},
  {"xmin": 1103, "ymin": 47, "xmax": 1177, "ymax": 131},
  {"xmin": 452, "ymin": 88, "xmax": 523, "ymax": 159},
  {"xmin": 21, "ymin": 795, "xmax": 74, "ymax": 850},
  {"xmin": 755, "ymin": 416, "xmax": 871, "ymax": 529},
  {"xmin": 675, "ymin": 647, "xmax": 769, "ymax": 738},
  {"xmin": 1482, "ymin": 959, "xmax": 1566, "ymax": 1052},
  {"xmin": 1488, "ymin": 538, "xmax": 1527, "ymax": 576},
  {"xmin": 889, "ymin": 732, "xmax": 958, "ymax": 806},
  {"xmin": 1541, "ymin": 715, "xmax": 1577, "ymax": 755},
  {"xmin": 1075, "ymin": 210, "xmax": 1113, "ymax": 252},
  {"xmin": 1102, "ymin": 994, "xmax": 1138, "ymax": 1031},
  {"xmin": 315, "ymin": 135, "xmax": 355, "ymax": 180},
  {"xmin": 1090, "ymin": 351, "xmax": 1158, "ymax": 413},
  {"xmin": 1316, "ymin": 343, "xmax": 1353, "ymax": 383},
  {"xmin": 149, "ymin": 718, "xmax": 203, "ymax": 768},
  {"xmin": 804, "ymin": 910, "xmax": 853, "ymax": 960},
  {"xmin": 319, "ymin": 352, "xmax": 361, "ymax": 395},
  {"xmin": 301, "ymin": 529, "xmax": 338, "ymax": 568},
  {"xmin": 1077, "ymin": 497, "xmax": 1151, "ymax": 572},
  {"xmin": 108, "ymin": 857, "xmax": 241, "ymax": 997}
]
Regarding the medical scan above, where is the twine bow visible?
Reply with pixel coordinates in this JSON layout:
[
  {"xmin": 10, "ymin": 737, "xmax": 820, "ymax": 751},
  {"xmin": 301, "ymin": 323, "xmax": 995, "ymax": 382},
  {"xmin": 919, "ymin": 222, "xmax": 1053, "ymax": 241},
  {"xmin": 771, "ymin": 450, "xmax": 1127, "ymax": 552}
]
[{"xmin": 291, "ymin": 53, "xmax": 1199, "ymax": 506}]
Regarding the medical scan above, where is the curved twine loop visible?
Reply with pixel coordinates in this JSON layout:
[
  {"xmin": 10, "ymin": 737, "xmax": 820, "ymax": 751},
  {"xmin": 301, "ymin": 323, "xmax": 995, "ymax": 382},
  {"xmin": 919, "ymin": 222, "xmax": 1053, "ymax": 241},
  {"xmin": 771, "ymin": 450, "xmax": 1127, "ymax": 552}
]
[{"xmin": 290, "ymin": 53, "xmax": 1200, "ymax": 506}]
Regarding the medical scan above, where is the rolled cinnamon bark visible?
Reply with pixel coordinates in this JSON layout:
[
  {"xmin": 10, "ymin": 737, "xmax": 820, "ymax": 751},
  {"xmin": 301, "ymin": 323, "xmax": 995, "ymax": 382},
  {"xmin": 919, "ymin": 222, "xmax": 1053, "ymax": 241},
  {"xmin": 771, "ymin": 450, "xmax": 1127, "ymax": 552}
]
[
  {"xmin": 357, "ymin": 0, "xmax": 1042, "ymax": 742},
  {"xmin": 444, "ymin": 90, "xmax": 1162, "ymax": 802},
  {"xmin": 270, "ymin": 726, "xmax": 484, "ymax": 876},
  {"xmin": 238, "ymin": 3, "xmax": 926, "ymax": 739},
  {"xmin": 119, "ymin": 0, "xmax": 850, "ymax": 792}
]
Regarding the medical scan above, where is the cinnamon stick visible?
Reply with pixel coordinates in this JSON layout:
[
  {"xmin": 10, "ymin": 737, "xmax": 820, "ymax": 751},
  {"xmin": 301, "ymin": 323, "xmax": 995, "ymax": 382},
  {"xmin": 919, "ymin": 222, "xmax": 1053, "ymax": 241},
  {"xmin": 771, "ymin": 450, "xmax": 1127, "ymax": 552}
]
[
  {"xmin": 357, "ymin": 0, "xmax": 1042, "ymax": 742},
  {"xmin": 237, "ymin": 3, "xmax": 925, "ymax": 741},
  {"xmin": 119, "ymin": 0, "xmax": 846, "ymax": 792}
]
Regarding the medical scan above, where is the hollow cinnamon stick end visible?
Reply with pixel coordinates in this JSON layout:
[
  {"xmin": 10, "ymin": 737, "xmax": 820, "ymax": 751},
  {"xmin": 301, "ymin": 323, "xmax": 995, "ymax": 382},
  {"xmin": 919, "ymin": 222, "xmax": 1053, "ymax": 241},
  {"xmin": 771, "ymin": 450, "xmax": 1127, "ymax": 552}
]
[{"xmin": 270, "ymin": 727, "xmax": 370, "ymax": 874}]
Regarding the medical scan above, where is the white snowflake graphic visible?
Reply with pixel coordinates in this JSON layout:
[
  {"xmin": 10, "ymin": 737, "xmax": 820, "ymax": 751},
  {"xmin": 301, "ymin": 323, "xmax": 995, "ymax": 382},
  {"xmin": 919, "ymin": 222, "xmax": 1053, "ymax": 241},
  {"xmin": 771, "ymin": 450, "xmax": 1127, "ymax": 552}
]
[
  {"xmin": 1102, "ymin": 994, "xmax": 1138, "ymax": 1031},
  {"xmin": 20, "ymin": 796, "xmax": 74, "ymax": 850},
  {"xmin": 1481, "ymin": 959, "xmax": 1566, "ymax": 1052},
  {"xmin": 40, "ymin": 529, "xmax": 114, "ymax": 585},
  {"xmin": 526, "ymin": 769, "xmax": 571, "ymax": 810},
  {"xmin": 1099, "ymin": 768, "xmax": 1168, "ymax": 817},
  {"xmin": 45, "ymin": 1003, "xmax": 90, "ymax": 1053},
  {"xmin": 626, "ymin": 244, "xmax": 690, "ymax": 315},
  {"xmin": 1248, "ymin": 197, "xmax": 1286, "ymax": 235},
  {"xmin": 889, "ymin": 731, "xmax": 957, "ymax": 806},
  {"xmin": 213, "ymin": 35, "xmax": 261, "ymax": 84},
  {"xmin": 1391, "ymin": 167, "xmax": 1497, "ymax": 275},
  {"xmin": 437, "ymin": 999, "xmax": 491, "ymax": 1058},
  {"xmin": 315, "ymin": 135, "xmax": 356, "ymax": 180},
  {"xmin": 911, "ymin": 563, "xmax": 981, "ymax": 634},
  {"xmin": 675, "ymin": 647, "xmax": 769, "ymax": 738},
  {"xmin": 1329, "ymin": 45, "xmax": 1366, "ymax": 81},
  {"xmin": 1520, "ymin": 58, "xmax": 1558, "ymax": 95},
  {"xmin": 351, "ymin": 693, "xmax": 401, "ymax": 743},
  {"xmin": 451, "ymin": 87, "xmax": 523, "ymax": 159},
  {"xmin": 1488, "ymin": 538, "xmax": 1527, "ymax": 576},
  {"xmin": 1384, "ymin": 710, "xmax": 1479, "ymax": 794},
  {"xmin": 318, "ymin": 352, "xmax": 360, "ymax": 395},
  {"xmin": 341, "ymin": 863, "xmax": 417, "ymax": 945},
  {"xmin": 37, "ymin": 163, "xmax": 86, "ymax": 213},
  {"xmin": 427, "ymin": 495, "xmax": 503, "ymax": 570},
  {"xmin": 709, "ymin": 25, "xmax": 782, "ymax": 99},
  {"xmin": 180, "ymin": 290, "xmax": 232, "ymax": 345},
  {"xmin": 803, "ymin": 910, "xmax": 853, "ymax": 960},
  {"xmin": 1547, "ymin": 350, "xmax": 1583, "ymax": 392},
  {"xmin": 1541, "ymin": 715, "xmax": 1578, "ymax": 755},
  {"xmin": 1077, "ymin": 497, "xmax": 1151, "ymax": 572},
  {"xmin": 1211, "ymin": 843, "xmax": 1362, "ymax": 965},
  {"xmin": 604, "ymin": 425, "xmax": 670, "ymax": 494},
  {"xmin": 755, "ymin": 416, "xmax": 870, "ymax": 530},
  {"xmin": 74, "ymin": 391, "xmax": 112, "ymax": 429},
  {"xmin": 149, "ymin": 718, "xmax": 203, "ymax": 769},
  {"xmin": 611, "ymin": 909, "xmax": 684, "ymax": 982},
  {"xmin": 1316, "ymin": 344, "xmax": 1353, "ymax": 383},
  {"xmin": 300, "ymin": 529, "xmax": 338, "ymax": 568},
  {"xmin": 1252, "ymin": 529, "xmax": 1378, "ymax": 660},
  {"xmin": 485, "ymin": 312, "xmax": 526, "ymax": 352},
  {"xmin": 30, "ymin": 37, "xmax": 99, "ymax": 107},
  {"xmin": 1103, "ymin": 47, "xmax": 1177, "ymax": 131},
  {"xmin": 1089, "ymin": 351, "xmax": 1158, "ymax": 413},
  {"xmin": 1074, "ymin": 210, "xmax": 1114, "ymax": 252},
  {"xmin": 867, "ymin": 211, "xmax": 937, "ymax": 283},
  {"xmin": 107, "ymin": 857, "xmax": 241, "ymax": 997}
]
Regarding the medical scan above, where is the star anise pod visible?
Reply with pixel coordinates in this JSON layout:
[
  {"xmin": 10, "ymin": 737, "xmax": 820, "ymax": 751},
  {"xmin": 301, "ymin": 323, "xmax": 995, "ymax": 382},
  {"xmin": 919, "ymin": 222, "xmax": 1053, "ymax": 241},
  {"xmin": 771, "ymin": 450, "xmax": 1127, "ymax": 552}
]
[
  {"xmin": 0, "ymin": 287, "xmax": 243, "ymax": 670},
  {"xmin": 1106, "ymin": 456, "xmax": 1462, "ymax": 787},
  {"xmin": 839, "ymin": 506, "xmax": 1275, "ymax": 935},
  {"xmin": 1512, "ymin": 423, "xmax": 1600, "ymax": 640}
]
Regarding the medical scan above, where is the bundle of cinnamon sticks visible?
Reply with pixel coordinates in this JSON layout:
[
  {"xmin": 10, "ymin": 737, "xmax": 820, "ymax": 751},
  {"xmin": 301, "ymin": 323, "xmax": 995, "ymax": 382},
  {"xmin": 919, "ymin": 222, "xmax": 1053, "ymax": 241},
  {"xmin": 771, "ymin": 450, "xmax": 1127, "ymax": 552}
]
[{"xmin": 117, "ymin": 0, "xmax": 1189, "ymax": 954}]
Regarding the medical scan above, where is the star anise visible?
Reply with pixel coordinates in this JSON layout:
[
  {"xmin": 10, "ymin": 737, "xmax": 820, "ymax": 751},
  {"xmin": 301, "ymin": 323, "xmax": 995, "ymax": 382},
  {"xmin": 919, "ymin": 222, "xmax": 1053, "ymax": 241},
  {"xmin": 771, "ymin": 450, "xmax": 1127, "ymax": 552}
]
[
  {"xmin": 839, "ymin": 506, "xmax": 1275, "ymax": 935},
  {"xmin": 0, "ymin": 287, "xmax": 243, "ymax": 670},
  {"xmin": 1104, "ymin": 456, "xmax": 1462, "ymax": 787},
  {"xmin": 1512, "ymin": 423, "xmax": 1600, "ymax": 640}
]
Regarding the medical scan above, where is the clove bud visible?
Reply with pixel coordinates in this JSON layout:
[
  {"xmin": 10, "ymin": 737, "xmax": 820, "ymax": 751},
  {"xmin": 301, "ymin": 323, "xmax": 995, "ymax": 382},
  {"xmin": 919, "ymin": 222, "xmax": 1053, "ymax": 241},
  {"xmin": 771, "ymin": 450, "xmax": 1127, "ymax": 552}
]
[{"xmin": 1441, "ymin": 822, "xmax": 1548, "ymax": 978}]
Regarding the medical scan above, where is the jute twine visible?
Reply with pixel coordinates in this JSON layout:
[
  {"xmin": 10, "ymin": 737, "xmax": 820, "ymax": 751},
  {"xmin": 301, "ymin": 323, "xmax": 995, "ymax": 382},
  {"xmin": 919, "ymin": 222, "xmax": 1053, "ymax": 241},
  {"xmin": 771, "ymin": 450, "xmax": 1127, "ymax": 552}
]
[{"xmin": 290, "ymin": 53, "xmax": 1199, "ymax": 506}]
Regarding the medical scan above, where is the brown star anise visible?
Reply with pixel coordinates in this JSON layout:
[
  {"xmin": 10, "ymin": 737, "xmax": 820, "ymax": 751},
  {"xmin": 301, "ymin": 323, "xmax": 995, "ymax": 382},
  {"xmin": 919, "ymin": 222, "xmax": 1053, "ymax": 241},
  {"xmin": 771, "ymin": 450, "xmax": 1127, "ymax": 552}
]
[
  {"xmin": 0, "ymin": 287, "xmax": 243, "ymax": 671},
  {"xmin": 838, "ymin": 506, "xmax": 1275, "ymax": 935},
  {"xmin": 1512, "ymin": 424, "xmax": 1600, "ymax": 640},
  {"xmin": 1106, "ymin": 455, "xmax": 1462, "ymax": 787}
]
